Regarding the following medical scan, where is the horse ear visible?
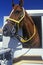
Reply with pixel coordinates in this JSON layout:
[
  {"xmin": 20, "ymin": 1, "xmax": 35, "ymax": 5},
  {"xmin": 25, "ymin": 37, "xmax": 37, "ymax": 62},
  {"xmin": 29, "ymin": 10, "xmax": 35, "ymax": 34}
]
[
  {"xmin": 12, "ymin": 0, "xmax": 15, "ymax": 8},
  {"xmin": 12, "ymin": 4, "xmax": 15, "ymax": 8},
  {"xmin": 19, "ymin": 0, "xmax": 24, "ymax": 7}
]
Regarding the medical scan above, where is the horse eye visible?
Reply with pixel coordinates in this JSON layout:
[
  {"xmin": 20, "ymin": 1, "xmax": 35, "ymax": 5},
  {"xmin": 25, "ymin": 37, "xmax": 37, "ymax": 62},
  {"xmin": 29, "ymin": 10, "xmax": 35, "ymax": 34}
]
[{"xmin": 14, "ymin": 10, "xmax": 20, "ymax": 14}]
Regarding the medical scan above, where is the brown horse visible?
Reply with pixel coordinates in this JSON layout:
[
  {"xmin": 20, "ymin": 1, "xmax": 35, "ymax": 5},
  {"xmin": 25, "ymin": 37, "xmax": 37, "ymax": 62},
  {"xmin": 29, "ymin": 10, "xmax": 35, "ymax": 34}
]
[{"xmin": 3, "ymin": 0, "xmax": 40, "ymax": 48}]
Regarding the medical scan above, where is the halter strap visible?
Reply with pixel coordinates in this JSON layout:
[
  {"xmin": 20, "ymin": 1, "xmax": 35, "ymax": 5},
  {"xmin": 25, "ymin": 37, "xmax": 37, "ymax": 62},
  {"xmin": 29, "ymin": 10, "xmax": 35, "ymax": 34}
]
[{"xmin": 6, "ymin": 8, "xmax": 25, "ymax": 24}]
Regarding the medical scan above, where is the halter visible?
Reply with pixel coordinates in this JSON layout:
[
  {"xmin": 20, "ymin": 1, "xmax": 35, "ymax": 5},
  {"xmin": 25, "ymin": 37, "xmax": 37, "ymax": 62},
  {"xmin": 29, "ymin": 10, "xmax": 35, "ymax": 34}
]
[
  {"xmin": 6, "ymin": 8, "xmax": 25, "ymax": 24},
  {"xmin": 6, "ymin": 8, "xmax": 36, "ymax": 43}
]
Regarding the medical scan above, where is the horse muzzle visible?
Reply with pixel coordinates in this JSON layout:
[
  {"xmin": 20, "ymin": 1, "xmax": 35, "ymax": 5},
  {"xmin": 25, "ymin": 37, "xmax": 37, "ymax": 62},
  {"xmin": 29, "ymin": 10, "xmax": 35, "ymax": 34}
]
[
  {"xmin": 3, "ymin": 25, "xmax": 10, "ymax": 36},
  {"xmin": 3, "ymin": 23, "xmax": 16, "ymax": 37}
]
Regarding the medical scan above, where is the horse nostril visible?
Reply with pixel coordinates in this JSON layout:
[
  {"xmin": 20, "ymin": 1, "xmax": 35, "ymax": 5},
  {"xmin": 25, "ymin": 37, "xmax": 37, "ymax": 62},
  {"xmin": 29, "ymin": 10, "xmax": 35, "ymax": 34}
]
[
  {"xmin": 3, "ymin": 30, "xmax": 7, "ymax": 36},
  {"xmin": 3, "ymin": 27, "xmax": 8, "ymax": 31},
  {"xmin": 3, "ymin": 28, "xmax": 7, "ymax": 33},
  {"xmin": 3, "ymin": 27, "xmax": 8, "ymax": 36}
]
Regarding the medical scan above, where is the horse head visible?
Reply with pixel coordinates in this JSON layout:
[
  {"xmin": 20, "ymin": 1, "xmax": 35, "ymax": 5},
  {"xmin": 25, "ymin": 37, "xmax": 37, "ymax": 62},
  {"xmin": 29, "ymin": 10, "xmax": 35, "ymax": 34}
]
[
  {"xmin": 3, "ymin": 0, "xmax": 40, "ymax": 48},
  {"xmin": 3, "ymin": 0, "xmax": 24, "ymax": 37}
]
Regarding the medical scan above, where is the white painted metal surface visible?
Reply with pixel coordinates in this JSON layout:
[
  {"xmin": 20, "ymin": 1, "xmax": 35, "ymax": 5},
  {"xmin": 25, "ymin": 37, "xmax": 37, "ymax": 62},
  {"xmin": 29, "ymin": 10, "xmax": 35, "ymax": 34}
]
[
  {"xmin": 14, "ymin": 62, "xmax": 43, "ymax": 65},
  {"xmin": 0, "ymin": 42, "xmax": 3, "ymax": 49},
  {"xmin": 41, "ymin": 16, "xmax": 43, "ymax": 48}
]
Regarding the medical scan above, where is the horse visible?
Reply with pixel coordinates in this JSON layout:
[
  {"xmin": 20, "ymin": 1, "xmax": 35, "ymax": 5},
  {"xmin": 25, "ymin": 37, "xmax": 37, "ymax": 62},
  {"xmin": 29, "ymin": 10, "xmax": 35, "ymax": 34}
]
[{"xmin": 3, "ymin": 0, "xmax": 40, "ymax": 48}]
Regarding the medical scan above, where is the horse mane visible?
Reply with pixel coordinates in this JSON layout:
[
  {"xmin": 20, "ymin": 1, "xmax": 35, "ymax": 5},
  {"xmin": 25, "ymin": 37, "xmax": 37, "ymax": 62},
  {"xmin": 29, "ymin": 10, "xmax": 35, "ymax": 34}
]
[
  {"xmin": 25, "ymin": 11, "xmax": 34, "ymax": 25},
  {"xmin": 22, "ymin": 11, "xmax": 35, "ymax": 39}
]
